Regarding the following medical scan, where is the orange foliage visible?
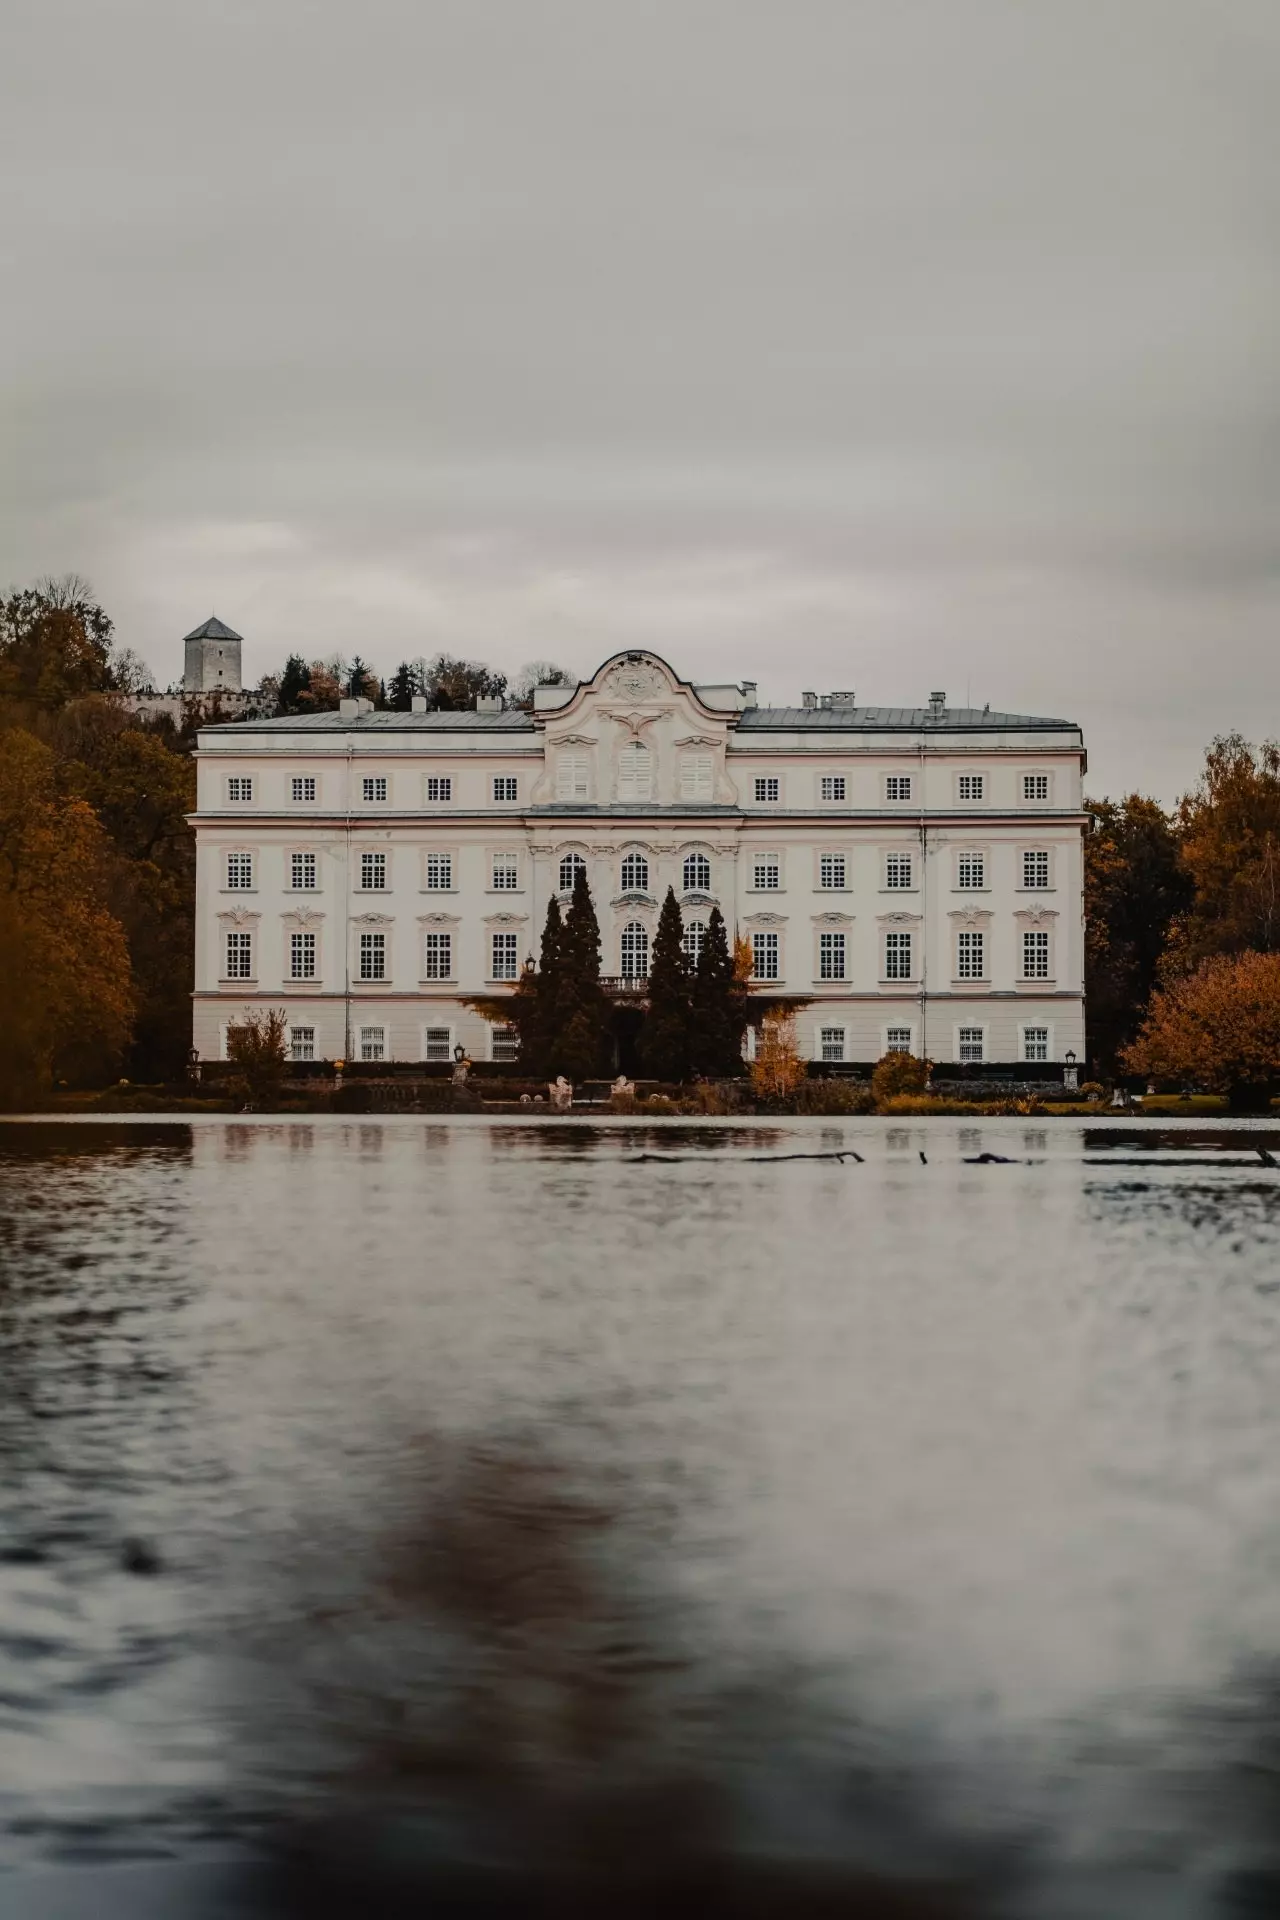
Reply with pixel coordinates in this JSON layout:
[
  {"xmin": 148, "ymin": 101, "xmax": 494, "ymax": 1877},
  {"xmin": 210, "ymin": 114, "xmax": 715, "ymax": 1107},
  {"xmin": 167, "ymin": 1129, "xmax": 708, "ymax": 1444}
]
[
  {"xmin": 750, "ymin": 1011, "xmax": 805, "ymax": 1102},
  {"xmin": 1123, "ymin": 949, "xmax": 1280, "ymax": 1100}
]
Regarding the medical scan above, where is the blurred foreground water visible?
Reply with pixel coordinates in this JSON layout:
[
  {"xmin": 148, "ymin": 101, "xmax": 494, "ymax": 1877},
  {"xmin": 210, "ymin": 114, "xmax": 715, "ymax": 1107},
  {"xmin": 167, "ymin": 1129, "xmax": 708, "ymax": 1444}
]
[{"xmin": 4, "ymin": 1115, "xmax": 1280, "ymax": 1918}]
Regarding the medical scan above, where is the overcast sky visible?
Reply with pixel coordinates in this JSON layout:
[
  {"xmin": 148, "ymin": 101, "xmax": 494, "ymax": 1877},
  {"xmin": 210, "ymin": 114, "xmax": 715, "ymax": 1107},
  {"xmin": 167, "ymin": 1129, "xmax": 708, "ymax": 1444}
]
[{"xmin": 3, "ymin": 1, "xmax": 1277, "ymax": 797}]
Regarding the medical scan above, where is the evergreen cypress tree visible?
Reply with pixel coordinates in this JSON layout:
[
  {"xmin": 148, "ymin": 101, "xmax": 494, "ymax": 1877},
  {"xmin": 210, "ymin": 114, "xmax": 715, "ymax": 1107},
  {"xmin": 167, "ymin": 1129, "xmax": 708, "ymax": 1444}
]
[
  {"xmin": 691, "ymin": 905, "xmax": 744, "ymax": 1076},
  {"xmin": 552, "ymin": 868, "xmax": 610, "ymax": 1079},
  {"xmin": 639, "ymin": 887, "xmax": 692, "ymax": 1080},
  {"xmin": 527, "ymin": 894, "xmax": 565, "ymax": 1075},
  {"xmin": 277, "ymin": 654, "xmax": 311, "ymax": 714},
  {"xmin": 387, "ymin": 661, "xmax": 420, "ymax": 711}
]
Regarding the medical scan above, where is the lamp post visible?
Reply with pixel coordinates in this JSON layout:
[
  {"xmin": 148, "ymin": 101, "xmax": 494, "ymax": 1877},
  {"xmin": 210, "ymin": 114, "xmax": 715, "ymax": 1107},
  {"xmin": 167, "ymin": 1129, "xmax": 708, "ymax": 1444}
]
[
  {"xmin": 1064, "ymin": 1047, "xmax": 1078, "ymax": 1093},
  {"xmin": 187, "ymin": 1046, "xmax": 201, "ymax": 1085}
]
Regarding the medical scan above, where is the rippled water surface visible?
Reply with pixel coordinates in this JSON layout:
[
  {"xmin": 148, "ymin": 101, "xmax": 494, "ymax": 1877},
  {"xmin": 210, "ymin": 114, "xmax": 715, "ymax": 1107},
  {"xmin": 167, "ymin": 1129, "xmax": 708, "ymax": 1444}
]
[{"xmin": 4, "ymin": 1115, "xmax": 1280, "ymax": 1917}]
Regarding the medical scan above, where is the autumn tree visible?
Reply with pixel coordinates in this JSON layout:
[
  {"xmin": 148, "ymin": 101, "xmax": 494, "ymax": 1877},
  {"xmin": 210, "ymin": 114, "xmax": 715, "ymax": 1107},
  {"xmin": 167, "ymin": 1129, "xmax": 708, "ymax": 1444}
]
[
  {"xmin": 750, "ymin": 1011, "xmax": 805, "ymax": 1104},
  {"xmin": 422, "ymin": 654, "xmax": 508, "ymax": 712},
  {"xmin": 0, "ymin": 729, "xmax": 134, "ymax": 1102},
  {"xmin": 300, "ymin": 659, "xmax": 342, "ymax": 711},
  {"xmin": 277, "ymin": 655, "xmax": 312, "ymax": 713},
  {"xmin": 1123, "ymin": 950, "xmax": 1280, "ymax": 1109},
  {"xmin": 1168, "ymin": 734, "xmax": 1280, "ymax": 969},
  {"xmin": 638, "ymin": 887, "xmax": 692, "ymax": 1080},
  {"xmin": 871, "ymin": 1051, "xmax": 930, "ymax": 1103},
  {"xmin": 225, "ymin": 1008, "xmax": 289, "ymax": 1104},
  {"xmin": 0, "ymin": 576, "xmax": 118, "ymax": 708},
  {"xmin": 1085, "ymin": 795, "xmax": 1190, "ymax": 1071}
]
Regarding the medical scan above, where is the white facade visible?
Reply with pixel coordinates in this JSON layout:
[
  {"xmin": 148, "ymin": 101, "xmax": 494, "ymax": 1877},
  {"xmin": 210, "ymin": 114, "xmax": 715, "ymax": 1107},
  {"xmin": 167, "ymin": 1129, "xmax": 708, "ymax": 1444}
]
[{"xmin": 191, "ymin": 650, "xmax": 1086, "ymax": 1068}]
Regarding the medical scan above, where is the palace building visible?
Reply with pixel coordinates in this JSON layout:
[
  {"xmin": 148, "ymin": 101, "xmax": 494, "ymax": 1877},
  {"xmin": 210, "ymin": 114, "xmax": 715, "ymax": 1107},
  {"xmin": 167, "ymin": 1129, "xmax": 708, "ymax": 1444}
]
[{"xmin": 191, "ymin": 649, "xmax": 1085, "ymax": 1069}]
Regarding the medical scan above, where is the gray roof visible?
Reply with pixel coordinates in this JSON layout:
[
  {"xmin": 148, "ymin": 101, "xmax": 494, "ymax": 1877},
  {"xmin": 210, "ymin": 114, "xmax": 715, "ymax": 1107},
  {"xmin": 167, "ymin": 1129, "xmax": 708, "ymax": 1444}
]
[
  {"xmin": 201, "ymin": 708, "xmax": 536, "ymax": 734},
  {"xmin": 183, "ymin": 615, "xmax": 243, "ymax": 643},
  {"xmin": 736, "ymin": 705, "xmax": 1077, "ymax": 732}
]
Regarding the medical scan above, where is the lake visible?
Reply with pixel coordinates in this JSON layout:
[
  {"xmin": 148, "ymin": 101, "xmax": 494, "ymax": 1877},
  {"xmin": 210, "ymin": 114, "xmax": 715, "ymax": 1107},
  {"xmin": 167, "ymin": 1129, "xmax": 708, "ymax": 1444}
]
[{"xmin": 3, "ymin": 1115, "xmax": 1280, "ymax": 1918}]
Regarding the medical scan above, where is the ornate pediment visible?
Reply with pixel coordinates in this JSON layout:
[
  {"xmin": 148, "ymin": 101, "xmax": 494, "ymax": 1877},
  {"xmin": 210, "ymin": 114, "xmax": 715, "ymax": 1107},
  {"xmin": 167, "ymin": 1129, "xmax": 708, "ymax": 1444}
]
[
  {"xmin": 1014, "ymin": 906, "xmax": 1060, "ymax": 925},
  {"xmin": 674, "ymin": 734, "xmax": 721, "ymax": 749},
  {"xmin": 876, "ymin": 910, "xmax": 922, "ymax": 925},
  {"xmin": 281, "ymin": 906, "xmax": 325, "ymax": 929},
  {"xmin": 217, "ymin": 906, "xmax": 261, "ymax": 926},
  {"xmin": 601, "ymin": 707, "xmax": 670, "ymax": 735},
  {"xmin": 743, "ymin": 910, "xmax": 788, "ymax": 926},
  {"xmin": 948, "ymin": 908, "xmax": 994, "ymax": 926},
  {"xmin": 553, "ymin": 732, "xmax": 598, "ymax": 748},
  {"xmin": 602, "ymin": 659, "xmax": 666, "ymax": 701},
  {"xmin": 681, "ymin": 891, "xmax": 718, "ymax": 908},
  {"xmin": 483, "ymin": 911, "xmax": 529, "ymax": 926},
  {"xmin": 813, "ymin": 911, "xmax": 855, "ymax": 925},
  {"xmin": 352, "ymin": 911, "xmax": 394, "ymax": 926},
  {"xmin": 611, "ymin": 891, "xmax": 658, "ymax": 910},
  {"xmin": 418, "ymin": 911, "xmax": 461, "ymax": 926}
]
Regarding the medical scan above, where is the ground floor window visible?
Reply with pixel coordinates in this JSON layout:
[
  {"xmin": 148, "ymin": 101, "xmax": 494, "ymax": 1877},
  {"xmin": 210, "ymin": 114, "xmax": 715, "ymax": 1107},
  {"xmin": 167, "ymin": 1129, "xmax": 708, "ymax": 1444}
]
[
  {"xmin": 423, "ymin": 1026, "xmax": 452, "ymax": 1062},
  {"xmin": 820, "ymin": 1026, "xmax": 845, "ymax": 1062},
  {"xmin": 360, "ymin": 1026, "xmax": 386, "ymax": 1062},
  {"xmin": 884, "ymin": 1027, "xmax": 912, "ymax": 1054},
  {"xmin": 958, "ymin": 1027, "xmax": 984, "ymax": 1064},
  {"xmin": 289, "ymin": 1025, "xmax": 315, "ymax": 1062},
  {"xmin": 491, "ymin": 1024, "xmax": 519, "ymax": 1063},
  {"xmin": 1023, "ymin": 1026, "xmax": 1050, "ymax": 1062}
]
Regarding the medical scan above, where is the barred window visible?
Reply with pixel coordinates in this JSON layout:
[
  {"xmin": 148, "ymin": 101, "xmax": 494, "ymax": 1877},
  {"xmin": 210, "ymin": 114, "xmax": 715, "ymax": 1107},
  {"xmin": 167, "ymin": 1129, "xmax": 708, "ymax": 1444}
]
[
  {"xmin": 289, "ymin": 1025, "xmax": 315, "ymax": 1061},
  {"xmin": 491, "ymin": 932, "xmax": 518, "ymax": 980},
  {"xmin": 1022, "ymin": 849, "xmax": 1050, "ymax": 889},
  {"xmin": 819, "ymin": 775, "xmax": 846, "ymax": 802},
  {"xmin": 820, "ymin": 1026, "xmax": 845, "ymax": 1061},
  {"xmin": 1024, "ymin": 1026, "xmax": 1049, "ymax": 1062},
  {"xmin": 422, "ymin": 932, "xmax": 452, "ymax": 979},
  {"xmin": 491, "ymin": 1024, "xmax": 520, "ymax": 1062},
  {"xmin": 227, "ymin": 776, "xmax": 253, "ymax": 803},
  {"xmin": 620, "ymin": 852, "xmax": 649, "ymax": 892},
  {"xmin": 620, "ymin": 921, "xmax": 649, "ymax": 979},
  {"xmin": 885, "ymin": 1026, "xmax": 912, "ymax": 1054},
  {"xmin": 957, "ymin": 853, "xmax": 985, "ymax": 889},
  {"xmin": 884, "ymin": 931, "xmax": 912, "ymax": 980},
  {"xmin": 426, "ymin": 775, "xmax": 453, "ymax": 802},
  {"xmin": 359, "ymin": 932, "xmax": 386, "ymax": 980},
  {"xmin": 752, "ymin": 855, "xmax": 780, "ymax": 890},
  {"xmin": 958, "ymin": 1027, "xmax": 984, "ymax": 1063},
  {"xmin": 289, "ymin": 931, "xmax": 316, "ymax": 979},
  {"xmin": 359, "ymin": 1026, "xmax": 385, "ymax": 1062},
  {"xmin": 751, "ymin": 931, "xmax": 779, "ymax": 980},
  {"xmin": 423, "ymin": 1026, "xmax": 452, "ymax": 1062},
  {"xmin": 424, "ymin": 853, "xmax": 452, "ymax": 890},
  {"xmin": 360, "ymin": 851, "xmax": 387, "ymax": 890},
  {"xmin": 683, "ymin": 918, "xmax": 707, "ymax": 963},
  {"xmin": 225, "ymin": 931, "xmax": 253, "ymax": 979},
  {"xmin": 362, "ymin": 776, "xmax": 388, "ymax": 802},
  {"xmin": 956, "ymin": 930, "xmax": 985, "ymax": 979},
  {"xmin": 957, "ymin": 773, "xmax": 985, "ymax": 801},
  {"xmin": 290, "ymin": 852, "xmax": 317, "ymax": 890},
  {"xmin": 683, "ymin": 852, "xmax": 711, "ymax": 892},
  {"xmin": 818, "ymin": 932, "xmax": 846, "ymax": 980},
  {"xmin": 819, "ymin": 854, "xmax": 846, "ymax": 890},
  {"xmin": 291, "ymin": 776, "xmax": 316, "ymax": 802},
  {"xmin": 493, "ymin": 776, "xmax": 518, "ymax": 802},
  {"xmin": 1023, "ymin": 930, "xmax": 1051, "ymax": 979},
  {"xmin": 492, "ymin": 854, "xmax": 519, "ymax": 890},
  {"xmin": 558, "ymin": 852, "xmax": 587, "ymax": 893},
  {"xmin": 754, "ymin": 776, "xmax": 780, "ymax": 802},
  {"xmin": 885, "ymin": 854, "xmax": 913, "ymax": 889},
  {"xmin": 885, "ymin": 775, "xmax": 912, "ymax": 801},
  {"xmin": 226, "ymin": 852, "xmax": 254, "ymax": 890}
]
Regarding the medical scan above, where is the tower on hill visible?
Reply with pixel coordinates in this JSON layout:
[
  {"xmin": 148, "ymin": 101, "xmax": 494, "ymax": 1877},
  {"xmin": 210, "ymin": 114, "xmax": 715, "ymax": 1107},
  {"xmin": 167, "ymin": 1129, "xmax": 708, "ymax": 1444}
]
[{"xmin": 183, "ymin": 616, "xmax": 243, "ymax": 694}]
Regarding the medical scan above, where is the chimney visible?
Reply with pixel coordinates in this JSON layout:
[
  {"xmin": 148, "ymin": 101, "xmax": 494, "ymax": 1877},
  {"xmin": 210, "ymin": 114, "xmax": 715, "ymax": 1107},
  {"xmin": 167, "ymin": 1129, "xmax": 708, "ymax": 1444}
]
[
  {"xmin": 928, "ymin": 690, "xmax": 946, "ymax": 717},
  {"xmin": 356, "ymin": 697, "xmax": 374, "ymax": 714},
  {"xmin": 741, "ymin": 680, "xmax": 758, "ymax": 707},
  {"xmin": 801, "ymin": 690, "xmax": 818, "ymax": 710},
  {"xmin": 410, "ymin": 694, "xmax": 428, "ymax": 713},
  {"xmin": 475, "ymin": 693, "xmax": 504, "ymax": 714},
  {"xmin": 339, "ymin": 697, "xmax": 359, "ymax": 719},
  {"xmin": 829, "ymin": 690, "xmax": 856, "ymax": 708}
]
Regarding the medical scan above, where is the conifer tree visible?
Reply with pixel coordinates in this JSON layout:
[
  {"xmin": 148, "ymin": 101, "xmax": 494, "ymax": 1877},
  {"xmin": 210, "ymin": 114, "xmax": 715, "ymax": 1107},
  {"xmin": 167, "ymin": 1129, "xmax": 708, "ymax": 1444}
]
[
  {"xmin": 639, "ymin": 886, "xmax": 692, "ymax": 1080},
  {"xmin": 387, "ymin": 661, "xmax": 421, "ymax": 711},
  {"xmin": 691, "ymin": 905, "xmax": 745, "ymax": 1076},
  {"xmin": 277, "ymin": 654, "xmax": 312, "ymax": 714},
  {"xmin": 552, "ymin": 868, "xmax": 610, "ymax": 1079}
]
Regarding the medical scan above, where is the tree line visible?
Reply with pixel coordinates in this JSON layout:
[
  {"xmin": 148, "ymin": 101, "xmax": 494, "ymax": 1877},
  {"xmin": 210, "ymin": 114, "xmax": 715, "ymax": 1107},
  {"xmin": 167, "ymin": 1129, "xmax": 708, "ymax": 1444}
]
[{"xmin": 260, "ymin": 653, "xmax": 573, "ymax": 715}]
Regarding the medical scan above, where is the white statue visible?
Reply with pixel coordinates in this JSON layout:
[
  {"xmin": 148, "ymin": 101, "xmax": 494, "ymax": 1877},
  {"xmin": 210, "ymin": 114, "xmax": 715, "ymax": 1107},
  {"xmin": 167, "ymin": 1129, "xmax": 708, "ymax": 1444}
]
[
  {"xmin": 611, "ymin": 1074, "xmax": 634, "ymax": 1100},
  {"xmin": 549, "ymin": 1076, "xmax": 573, "ymax": 1111}
]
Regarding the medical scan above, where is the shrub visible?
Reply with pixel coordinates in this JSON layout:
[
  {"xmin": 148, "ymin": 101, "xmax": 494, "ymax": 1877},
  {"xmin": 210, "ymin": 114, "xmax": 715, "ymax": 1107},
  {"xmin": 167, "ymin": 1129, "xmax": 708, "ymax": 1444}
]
[
  {"xmin": 750, "ymin": 1013, "xmax": 805, "ymax": 1103},
  {"xmin": 1123, "ymin": 949, "xmax": 1280, "ymax": 1108},
  {"xmin": 871, "ymin": 1051, "xmax": 930, "ymax": 1104},
  {"xmin": 795, "ymin": 1078, "xmax": 874, "ymax": 1115},
  {"xmin": 225, "ymin": 1008, "xmax": 288, "ymax": 1103}
]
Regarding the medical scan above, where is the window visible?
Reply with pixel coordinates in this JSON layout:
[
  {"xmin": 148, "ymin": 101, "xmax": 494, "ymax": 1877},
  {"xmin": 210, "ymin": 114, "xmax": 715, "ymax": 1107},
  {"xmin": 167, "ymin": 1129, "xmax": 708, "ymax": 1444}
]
[
  {"xmin": 359, "ymin": 932, "xmax": 386, "ymax": 980},
  {"xmin": 558, "ymin": 852, "xmax": 586, "ymax": 893},
  {"xmin": 752, "ymin": 854, "xmax": 780, "ymax": 890},
  {"xmin": 290, "ymin": 852, "xmax": 317, "ymax": 890},
  {"xmin": 493, "ymin": 776, "xmax": 518, "ymax": 802},
  {"xmin": 620, "ymin": 921, "xmax": 649, "ymax": 979},
  {"xmin": 680, "ymin": 754, "xmax": 713, "ymax": 800},
  {"xmin": 227, "ymin": 776, "xmax": 253, "ymax": 803},
  {"xmin": 1022, "ymin": 930, "xmax": 1051, "ymax": 979},
  {"xmin": 884, "ymin": 931, "xmax": 912, "ymax": 980},
  {"xmin": 957, "ymin": 773, "xmax": 985, "ymax": 801},
  {"xmin": 289, "ymin": 931, "xmax": 316, "ymax": 980},
  {"xmin": 620, "ymin": 852, "xmax": 649, "ymax": 893},
  {"xmin": 225, "ymin": 931, "xmax": 253, "ymax": 979},
  {"xmin": 491, "ymin": 1024, "xmax": 520, "ymax": 1063},
  {"xmin": 491, "ymin": 853, "xmax": 519, "ymax": 890},
  {"xmin": 820, "ymin": 1026, "xmax": 845, "ymax": 1062},
  {"xmin": 423, "ymin": 1026, "xmax": 452, "ymax": 1062},
  {"xmin": 491, "ymin": 932, "xmax": 518, "ymax": 980},
  {"xmin": 1023, "ymin": 1026, "xmax": 1050, "ymax": 1062},
  {"xmin": 683, "ymin": 918, "xmax": 707, "ymax": 963},
  {"xmin": 362, "ymin": 776, "xmax": 388, "ymax": 802},
  {"xmin": 754, "ymin": 776, "xmax": 780, "ymax": 803},
  {"xmin": 683, "ymin": 852, "xmax": 711, "ymax": 893},
  {"xmin": 422, "ymin": 932, "xmax": 452, "ymax": 979},
  {"xmin": 360, "ymin": 851, "xmax": 387, "ymax": 890},
  {"xmin": 291, "ymin": 776, "xmax": 316, "ymax": 802},
  {"xmin": 957, "ymin": 852, "xmax": 985, "ymax": 890},
  {"xmin": 290, "ymin": 1025, "xmax": 315, "ymax": 1062},
  {"xmin": 226, "ymin": 852, "xmax": 254, "ymax": 890},
  {"xmin": 557, "ymin": 754, "xmax": 589, "ymax": 800},
  {"xmin": 1023, "ymin": 773, "xmax": 1050, "ymax": 801},
  {"xmin": 617, "ymin": 743, "xmax": 653, "ymax": 801},
  {"xmin": 426, "ymin": 775, "xmax": 453, "ymax": 803},
  {"xmin": 1022, "ymin": 849, "xmax": 1050, "ymax": 890},
  {"xmin": 820, "ymin": 775, "xmax": 846, "ymax": 802},
  {"xmin": 885, "ymin": 853, "xmax": 913, "ymax": 889},
  {"xmin": 359, "ymin": 1026, "xmax": 385, "ymax": 1062},
  {"xmin": 958, "ymin": 1027, "xmax": 984, "ymax": 1063},
  {"xmin": 818, "ymin": 932, "xmax": 846, "ymax": 981},
  {"xmin": 956, "ymin": 930, "xmax": 985, "ymax": 980},
  {"xmin": 885, "ymin": 1027, "xmax": 912, "ymax": 1054},
  {"xmin": 885, "ymin": 775, "xmax": 912, "ymax": 802},
  {"xmin": 424, "ymin": 853, "xmax": 452, "ymax": 890},
  {"xmin": 751, "ymin": 931, "xmax": 779, "ymax": 980},
  {"xmin": 819, "ymin": 853, "xmax": 846, "ymax": 891}
]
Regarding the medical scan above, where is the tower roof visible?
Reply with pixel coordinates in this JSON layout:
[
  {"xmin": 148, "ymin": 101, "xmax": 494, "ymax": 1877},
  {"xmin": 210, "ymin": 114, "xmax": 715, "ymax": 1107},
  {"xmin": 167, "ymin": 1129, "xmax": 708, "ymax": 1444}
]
[{"xmin": 182, "ymin": 615, "xmax": 243, "ymax": 643}]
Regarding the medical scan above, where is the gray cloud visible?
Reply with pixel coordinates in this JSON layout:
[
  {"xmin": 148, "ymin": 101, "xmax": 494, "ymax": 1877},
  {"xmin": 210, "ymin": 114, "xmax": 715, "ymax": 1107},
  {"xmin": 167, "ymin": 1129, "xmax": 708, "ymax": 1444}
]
[{"xmin": 3, "ymin": 0, "xmax": 1278, "ymax": 797}]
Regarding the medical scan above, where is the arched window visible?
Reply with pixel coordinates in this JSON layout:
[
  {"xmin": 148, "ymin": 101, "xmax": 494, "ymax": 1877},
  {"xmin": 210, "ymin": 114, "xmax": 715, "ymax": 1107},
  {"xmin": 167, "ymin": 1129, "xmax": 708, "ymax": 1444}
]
[
  {"xmin": 620, "ymin": 852, "xmax": 649, "ymax": 893},
  {"xmin": 682, "ymin": 852, "xmax": 711, "ymax": 893},
  {"xmin": 617, "ymin": 742, "xmax": 653, "ymax": 801},
  {"xmin": 683, "ymin": 919, "xmax": 707, "ymax": 963},
  {"xmin": 620, "ymin": 922, "xmax": 649, "ymax": 979},
  {"xmin": 559, "ymin": 852, "xmax": 587, "ymax": 894}
]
